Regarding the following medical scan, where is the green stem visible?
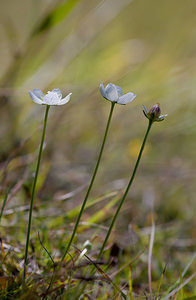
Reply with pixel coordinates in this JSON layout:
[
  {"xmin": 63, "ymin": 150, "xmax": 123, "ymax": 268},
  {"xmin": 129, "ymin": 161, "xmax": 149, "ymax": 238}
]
[
  {"xmin": 97, "ymin": 120, "xmax": 153, "ymax": 259},
  {"xmin": 23, "ymin": 105, "xmax": 50, "ymax": 286},
  {"xmin": 61, "ymin": 102, "xmax": 115, "ymax": 262}
]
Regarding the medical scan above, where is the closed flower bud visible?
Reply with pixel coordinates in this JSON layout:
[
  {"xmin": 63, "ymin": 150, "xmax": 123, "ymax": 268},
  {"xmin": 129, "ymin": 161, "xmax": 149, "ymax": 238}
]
[
  {"xmin": 148, "ymin": 103, "xmax": 161, "ymax": 119},
  {"xmin": 143, "ymin": 103, "xmax": 167, "ymax": 122}
]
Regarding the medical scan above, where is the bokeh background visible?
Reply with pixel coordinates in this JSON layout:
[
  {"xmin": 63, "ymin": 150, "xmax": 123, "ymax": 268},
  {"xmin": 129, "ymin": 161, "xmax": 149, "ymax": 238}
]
[{"xmin": 1, "ymin": 0, "xmax": 196, "ymax": 295}]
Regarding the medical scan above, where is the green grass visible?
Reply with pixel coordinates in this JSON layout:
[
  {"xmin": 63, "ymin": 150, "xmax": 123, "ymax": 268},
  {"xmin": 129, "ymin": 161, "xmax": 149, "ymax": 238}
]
[{"xmin": 1, "ymin": 0, "xmax": 196, "ymax": 298}]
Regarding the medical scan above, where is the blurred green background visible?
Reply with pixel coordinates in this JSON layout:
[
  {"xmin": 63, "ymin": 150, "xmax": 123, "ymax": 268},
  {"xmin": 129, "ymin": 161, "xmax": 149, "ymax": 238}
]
[{"xmin": 1, "ymin": 0, "xmax": 196, "ymax": 294}]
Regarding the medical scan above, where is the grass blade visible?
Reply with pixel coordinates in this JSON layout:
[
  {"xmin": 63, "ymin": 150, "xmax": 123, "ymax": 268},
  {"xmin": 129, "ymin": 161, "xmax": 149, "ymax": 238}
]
[
  {"xmin": 161, "ymin": 272, "xmax": 196, "ymax": 300},
  {"xmin": 128, "ymin": 266, "xmax": 134, "ymax": 300},
  {"xmin": 32, "ymin": 0, "xmax": 81, "ymax": 35},
  {"xmin": 0, "ymin": 186, "xmax": 11, "ymax": 223}
]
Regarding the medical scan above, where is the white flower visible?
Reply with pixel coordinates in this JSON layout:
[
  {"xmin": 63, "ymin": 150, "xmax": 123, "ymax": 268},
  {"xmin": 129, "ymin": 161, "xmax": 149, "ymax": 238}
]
[
  {"xmin": 99, "ymin": 82, "xmax": 136, "ymax": 105},
  {"xmin": 29, "ymin": 89, "xmax": 72, "ymax": 106}
]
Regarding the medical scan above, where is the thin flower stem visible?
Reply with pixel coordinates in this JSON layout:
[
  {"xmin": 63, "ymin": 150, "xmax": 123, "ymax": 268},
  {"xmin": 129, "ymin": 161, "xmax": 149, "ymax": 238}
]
[
  {"xmin": 23, "ymin": 105, "xmax": 50, "ymax": 287},
  {"xmin": 61, "ymin": 102, "xmax": 115, "ymax": 262},
  {"xmin": 97, "ymin": 120, "xmax": 153, "ymax": 259}
]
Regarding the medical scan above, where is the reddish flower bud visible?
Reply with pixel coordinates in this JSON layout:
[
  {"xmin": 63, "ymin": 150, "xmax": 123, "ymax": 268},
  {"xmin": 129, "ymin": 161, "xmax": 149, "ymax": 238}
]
[{"xmin": 143, "ymin": 103, "xmax": 167, "ymax": 122}]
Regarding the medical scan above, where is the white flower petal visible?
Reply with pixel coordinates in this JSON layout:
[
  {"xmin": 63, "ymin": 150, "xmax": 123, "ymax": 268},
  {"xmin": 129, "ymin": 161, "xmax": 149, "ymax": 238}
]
[
  {"xmin": 142, "ymin": 104, "xmax": 149, "ymax": 115},
  {"xmin": 56, "ymin": 93, "xmax": 72, "ymax": 105},
  {"xmin": 158, "ymin": 114, "xmax": 168, "ymax": 120},
  {"xmin": 43, "ymin": 91, "xmax": 61, "ymax": 105},
  {"xmin": 99, "ymin": 82, "xmax": 107, "ymax": 99},
  {"xmin": 29, "ymin": 91, "xmax": 43, "ymax": 105},
  {"xmin": 52, "ymin": 89, "xmax": 62, "ymax": 99},
  {"xmin": 32, "ymin": 89, "xmax": 44, "ymax": 99},
  {"xmin": 105, "ymin": 83, "xmax": 119, "ymax": 101},
  {"xmin": 116, "ymin": 85, "xmax": 123, "ymax": 96},
  {"xmin": 118, "ymin": 93, "xmax": 136, "ymax": 105}
]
